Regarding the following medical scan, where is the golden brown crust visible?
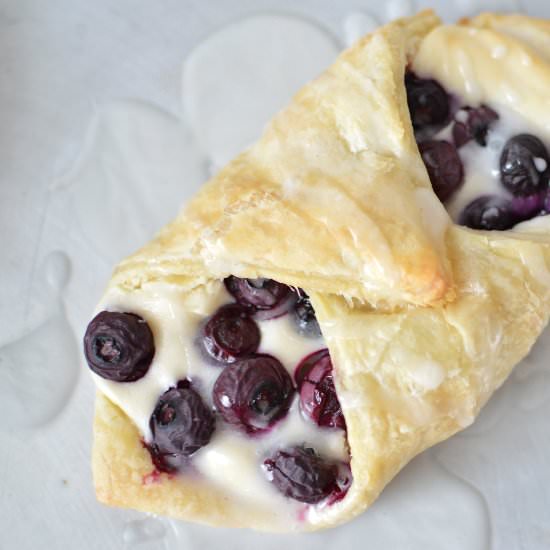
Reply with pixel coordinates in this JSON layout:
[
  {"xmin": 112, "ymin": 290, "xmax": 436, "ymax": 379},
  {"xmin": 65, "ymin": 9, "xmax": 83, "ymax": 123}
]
[
  {"xmin": 315, "ymin": 225, "xmax": 550, "ymax": 523},
  {"xmin": 111, "ymin": 10, "xmax": 450, "ymax": 308},
  {"xmin": 92, "ymin": 10, "xmax": 550, "ymax": 532}
]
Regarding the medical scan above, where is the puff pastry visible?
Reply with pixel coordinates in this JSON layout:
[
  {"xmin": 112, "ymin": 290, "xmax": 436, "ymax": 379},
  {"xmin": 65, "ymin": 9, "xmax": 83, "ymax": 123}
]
[{"xmin": 88, "ymin": 10, "xmax": 550, "ymax": 532}]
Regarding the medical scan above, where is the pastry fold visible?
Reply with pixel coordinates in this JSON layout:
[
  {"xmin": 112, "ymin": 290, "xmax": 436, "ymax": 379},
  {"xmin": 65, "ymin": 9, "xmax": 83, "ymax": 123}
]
[
  {"xmin": 93, "ymin": 10, "xmax": 550, "ymax": 531},
  {"xmin": 110, "ymin": 10, "xmax": 450, "ymax": 308}
]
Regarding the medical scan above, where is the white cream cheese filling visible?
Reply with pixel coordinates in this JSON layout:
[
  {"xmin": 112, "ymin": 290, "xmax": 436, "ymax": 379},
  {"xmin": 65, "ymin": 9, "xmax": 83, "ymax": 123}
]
[
  {"xmin": 92, "ymin": 279, "xmax": 348, "ymax": 522},
  {"xmin": 411, "ymin": 23, "xmax": 550, "ymax": 230}
]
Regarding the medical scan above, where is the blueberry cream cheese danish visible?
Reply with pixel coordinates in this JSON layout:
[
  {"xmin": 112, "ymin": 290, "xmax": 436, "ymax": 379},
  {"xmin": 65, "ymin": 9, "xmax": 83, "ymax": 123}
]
[{"xmin": 87, "ymin": 11, "xmax": 550, "ymax": 532}]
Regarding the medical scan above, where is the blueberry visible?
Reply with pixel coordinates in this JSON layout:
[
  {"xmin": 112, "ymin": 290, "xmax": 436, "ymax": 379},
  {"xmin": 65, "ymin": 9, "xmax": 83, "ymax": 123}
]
[
  {"xmin": 224, "ymin": 276, "xmax": 297, "ymax": 320},
  {"xmin": 201, "ymin": 304, "xmax": 260, "ymax": 364},
  {"xmin": 452, "ymin": 105, "xmax": 499, "ymax": 147},
  {"xmin": 84, "ymin": 311, "xmax": 155, "ymax": 382},
  {"xmin": 511, "ymin": 193, "xmax": 544, "ymax": 220},
  {"xmin": 405, "ymin": 72, "xmax": 450, "ymax": 130},
  {"xmin": 295, "ymin": 349, "xmax": 345, "ymax": 430},
  {"xmin": 293, "ymin": 292, "xmax": 321, "ymax": 338},
  {"xmin": 500, "ymin": 134, "xmax": 550, "ymax": 196},
  {"xmin": 419, "ymin": 140, "xmax": 464, "ymax": 203},
  {"xmin": 148, "ymin": 383, "xmax": 215, "ymax": 473},
  {"xmin": 459, "ymin": 195, "xmax": 518, "ymax": 230},
  {"xmin": 263, "ymin": 446, "xmax": 338, "ymax": 504},
  {"xmin": 212, "ymin": 354, "xmax": 294, "ymax": 433}
]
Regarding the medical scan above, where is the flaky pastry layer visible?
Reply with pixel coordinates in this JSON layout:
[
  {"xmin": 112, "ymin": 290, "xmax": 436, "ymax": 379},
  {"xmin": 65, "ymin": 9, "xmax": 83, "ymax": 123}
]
[{"xmin": 93, "ymin": 10, "xmax": 550, "ymax": 531}]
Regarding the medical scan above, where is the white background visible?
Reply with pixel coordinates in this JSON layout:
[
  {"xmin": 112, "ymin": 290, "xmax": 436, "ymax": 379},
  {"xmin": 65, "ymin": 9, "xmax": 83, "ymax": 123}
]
[{"xmin": 1, "ymin": 1, "xmax": 549, "ymax": 549}]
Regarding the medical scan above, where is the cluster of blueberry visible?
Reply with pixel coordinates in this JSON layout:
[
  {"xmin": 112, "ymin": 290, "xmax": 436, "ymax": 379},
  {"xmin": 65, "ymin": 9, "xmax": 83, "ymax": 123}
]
[
  {"xmin": 84, "ymin": 276, "xmax": 350, "ymax": 505},
  {"xmin": 406, "ymin": 72, "xmax": 550, "ymax": 230}
]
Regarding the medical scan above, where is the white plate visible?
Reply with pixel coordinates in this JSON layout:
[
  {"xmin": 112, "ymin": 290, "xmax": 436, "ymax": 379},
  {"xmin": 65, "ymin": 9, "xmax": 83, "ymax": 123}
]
[{"xmin": 1, "ymin": 1, "xmax": 549, "ymax": 548}]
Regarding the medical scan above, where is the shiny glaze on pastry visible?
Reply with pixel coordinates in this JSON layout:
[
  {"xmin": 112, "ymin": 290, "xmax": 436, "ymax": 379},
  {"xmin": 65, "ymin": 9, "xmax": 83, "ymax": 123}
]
[{"xmin": 89, "ymin": 11, "xmax": 550, "ymax": 532}]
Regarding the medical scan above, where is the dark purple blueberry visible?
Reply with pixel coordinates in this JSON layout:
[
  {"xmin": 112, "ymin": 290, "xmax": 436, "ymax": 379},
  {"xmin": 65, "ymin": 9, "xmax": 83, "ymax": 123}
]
[
  {"xmin": 293, "ymin": 293, "xmax": 321, "ymax": 338},
  {"xmin": 459, "ymin": 195, "xmax": 518, "ymax": 230},
  {"xmin": 511, "ymin": 193, "xmax": 544, "ymax": 220},
  {"xmin": 452, "ymin": 105, "xmax": 499, "ymax": 148},
  {"xmin": 419, "ymin": 140, "xmax": 464, "ymax": 203},
  {"xmin": 263, "ymin": 446, "xmax": 338, "ymax": 504},
  {"xmin": 83, "ymin": 311, "xmax": 155, "ymax": 382},
  {"xmin": 148, "ymin": 384, "xmax": 215, "ymax": 473},
  {"xmin": 500, "ymin": 134, "xmax": 550, "ymax": 196},
  {"xmin": 295, "ymin": 349, "xmax": 345, "ymax": 430},
  {"xmin": 405, "ymin": 72, "xmax": 450, "ymax": 130},
  {"xmin": 224, "ymin": 276, "xmax": 297, "ymax": 320},
  {"xmin": 201, "ymin": 304, "xmax": 260, "ymax": 364},
  {"xmin": 212, "ymin": 354, "xmax": 294, "ymax": 433}
]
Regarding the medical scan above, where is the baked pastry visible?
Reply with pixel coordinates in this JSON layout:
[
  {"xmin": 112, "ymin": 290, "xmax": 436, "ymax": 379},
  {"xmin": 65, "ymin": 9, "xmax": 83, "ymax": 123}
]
[{"xmin": 86, "ymin": 10, "xmax": 550, "ymax": 532}]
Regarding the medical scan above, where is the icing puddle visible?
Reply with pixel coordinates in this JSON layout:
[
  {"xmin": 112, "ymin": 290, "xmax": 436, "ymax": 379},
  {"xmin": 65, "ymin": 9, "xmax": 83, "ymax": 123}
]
[
  {"xmin": 356, "ymin": 451, "xmax": 491, "ymax": 550},
  {"xmin": 9, "ymin": 6, "xmax": 545, "ymax": 549},
  {"xmin": 0, "ymin": 251, "xmax": 79, "ymax": 431},
  {"xmin": 164, "ymin": 451, "xmax": 491, "ymax": 550},
  {"xmin": 123, "ymin": 517, "xmax": 169, "ymax": 548},
  {"xmin": 52, "ymin": 99, "xmax": 205, "ymax": 266},
  {"xmin": 182, "ymin": 14, "xmax": 339, "ymax": 170}
]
